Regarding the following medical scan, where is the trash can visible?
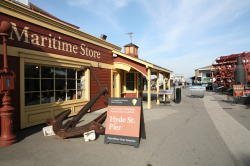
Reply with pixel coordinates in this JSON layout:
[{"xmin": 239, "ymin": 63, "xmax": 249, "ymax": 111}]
[{"xmin": 174, "ymin": 87, "xmax": 181, "ymax": 103}]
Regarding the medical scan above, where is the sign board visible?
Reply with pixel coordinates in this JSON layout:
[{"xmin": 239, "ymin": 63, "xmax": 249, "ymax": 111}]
[
  {"xmin": 42, "ymin": 126, "xmax": 55, "ymax": 136},
  {"xmin": 244, "ymin": 90, "xmax": 250, "ymax": 96},
  {"xmin": 233, "ymin": 85, "xmax": 244, "ymax": 97},
  {"xmin": 104, "ymin": 98, "xmax": 142, "ymax": 147},
  {"xmin": 83, "ymin": 130, "xmax": 96, "ymax": 142}
]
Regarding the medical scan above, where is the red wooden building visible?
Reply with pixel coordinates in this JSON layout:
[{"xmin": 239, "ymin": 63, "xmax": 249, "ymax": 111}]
[{"xmin": 0, "ymin": 0, "xmax": 171, "ymax": 134}]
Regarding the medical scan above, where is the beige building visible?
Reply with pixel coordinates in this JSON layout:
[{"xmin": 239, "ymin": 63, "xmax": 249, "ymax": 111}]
[{"xmin": 195, "ymin": 65, "xmax": 213, "ymax": 85}]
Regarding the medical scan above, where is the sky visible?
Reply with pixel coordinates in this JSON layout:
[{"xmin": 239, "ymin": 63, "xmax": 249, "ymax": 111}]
[{"xmin": 29, "ymin": 0, "xmax": 250, "ymax": 79}]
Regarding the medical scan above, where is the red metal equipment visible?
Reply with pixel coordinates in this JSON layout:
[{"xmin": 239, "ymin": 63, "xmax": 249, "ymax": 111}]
[{"xmin": 212, "ymin": 52, "xmax": 250, "ymax": 88}]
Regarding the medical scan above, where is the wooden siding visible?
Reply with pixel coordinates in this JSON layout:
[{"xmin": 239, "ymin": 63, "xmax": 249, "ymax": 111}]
[
  {"xmin": 0, "ymin": 13, "xmax": 113, "ymax": 64},
  {"xmin": 90, "ymin": 67, "xmax": 111, "ymax": 111},
  {"xmin": 114, "ymin": 57, "xmax": 147, "ymax": 76}
]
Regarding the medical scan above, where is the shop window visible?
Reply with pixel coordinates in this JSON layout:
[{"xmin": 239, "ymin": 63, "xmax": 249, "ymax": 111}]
[
  {"xmin": 41, "ymin": 79, "xmax": 54, "ymax": 91},
  {"xmin": 41, "ymin": 66, "xmax": 54, "ymax": 78},
  {"xmin": 25, "ymin": 92, "xmax": 40, "ymax": 106},
  {"xmin": 25, "ymin": 64, "xmax": 40, "ymax": 78},
  {"xmin": 41, "ymin": 91, "xmax": 55, "ymax": 104},
  {"xmin": 138, "ymin": 74, "xmax": 143, "ymax": 90},
  {"xmin": 126, "ymin": 73, "xmax": 135, "ymax": 91},
  {"xmin": 24, "ymin": 64, "xmax": 86, "ymax": 106},
  {"xmin": 25, "ymin": 79, "xmax": 40, "ymax": 91},
  {"xmin": 55, "ymin": 67, "xmax": 66, "ymax": 78}
]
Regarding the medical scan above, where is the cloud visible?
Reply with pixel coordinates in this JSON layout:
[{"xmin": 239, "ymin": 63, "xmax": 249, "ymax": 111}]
[
  {"xmin": 66, "ymin": 0, "xmax": 131, "ymax": 32},
  {"xmin": 67, "ymin": 0, "xmax": 130, "ymax": 12},
  {"xmin": 66, "ymin": 0, "xmax": 250, "ymax": 77},
  {"xmin": 112, "ymin": 0, "xmax": 128, "ymax": 8},
  {"xmin": 139, "ymin": 0, "xmax": 250, "ymax": 50},
  {"xmin": 137, "ymin": 0, "xmax": 250, "ymax": 77},
  {"xmin": 67, "ymin": 0, "xmax": 130, "ymax": 9}
]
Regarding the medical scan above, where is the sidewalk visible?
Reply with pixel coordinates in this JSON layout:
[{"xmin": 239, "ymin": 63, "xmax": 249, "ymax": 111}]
[
  {"xmin": 203, "ymin": 92, "xmax": 250, "ymax": 166},
  {"xmin": 0, "ymin": 89, "xmax": 240, "ymax": 166},
  {"xmin": 209, "ymin": 92, "xmax": 250, "ymax": 130},
  {"xmin": 0, "ymin": 101, "xmax": 179, "ymax": 166}
]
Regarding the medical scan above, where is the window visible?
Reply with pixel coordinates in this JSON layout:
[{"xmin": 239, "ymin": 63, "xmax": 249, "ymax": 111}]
[
  {"xmin": 138, "ymin": 73, "xmax": 143, "ymax": 90},
  {"xmin": 125, "ymin": 47, "xmax": 129, "ymax": 54},
  {"xmin": 25, "ymin": 64, "xmax": 86, "ymax": 106},
  {"xmin": 126, "ymin": 73, "xmax": 135, "ymax": 91},
  {"xmin": 130, "ymin": 47, "xmax": 134, "ymax": 54},
  {"xmin": 206, "ymin": 73, "xmax": 211, "ymax": 77}
]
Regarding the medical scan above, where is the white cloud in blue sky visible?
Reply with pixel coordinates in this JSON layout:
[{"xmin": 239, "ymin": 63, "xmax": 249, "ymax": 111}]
[{"xmin": 30, "ymin": 0, "xmax": 250, "ymax": 78}]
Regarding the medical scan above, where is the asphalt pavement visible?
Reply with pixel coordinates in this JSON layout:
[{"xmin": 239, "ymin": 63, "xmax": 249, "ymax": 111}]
[{"xmin": 0, "ymin": 89, "xmax": 249, "ymax": 166}]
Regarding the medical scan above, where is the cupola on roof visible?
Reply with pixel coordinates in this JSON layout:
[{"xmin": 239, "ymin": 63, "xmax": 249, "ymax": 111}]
[{"xmin": 124, "ymin": 43, "xmax": 139, "ymax": 58}]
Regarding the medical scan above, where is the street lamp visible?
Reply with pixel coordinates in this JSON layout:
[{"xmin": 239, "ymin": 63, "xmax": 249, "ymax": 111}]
[{"xmin": 0, "ymin": 20, "xmax": 16, "ymax": 146}]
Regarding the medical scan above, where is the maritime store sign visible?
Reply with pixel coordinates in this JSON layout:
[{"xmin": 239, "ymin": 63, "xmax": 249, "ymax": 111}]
[{"xmin": 9, "ymin": 22, "xmax": 102, "ymax": 59}]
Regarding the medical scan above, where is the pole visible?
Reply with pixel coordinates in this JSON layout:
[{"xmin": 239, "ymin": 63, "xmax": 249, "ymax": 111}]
[
  {"xmin": 2, "ymin": 35, "xmax": 8, "ymax": 72},
  {"xmin": 0, "ymin": 91, "xmax": 16, "ymax": 146},
  {"xmin": 0, "ymin": 20, "xmax": 16, "ymax": 146}
]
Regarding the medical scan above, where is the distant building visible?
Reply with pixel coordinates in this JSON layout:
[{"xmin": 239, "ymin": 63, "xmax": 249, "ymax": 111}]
[
  {"xmin": 194, "ymin": 65, "xmax": 213, "ymax": 85},
  {"xmin": 170, "ymin": 73, "xmax": 185, "ymax": 86}
]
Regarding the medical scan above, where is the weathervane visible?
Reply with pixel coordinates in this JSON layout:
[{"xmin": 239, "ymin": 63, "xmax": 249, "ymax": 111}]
[{"xmin": 126, "ymin": 32, "xmax": 134, "ymax": 43}]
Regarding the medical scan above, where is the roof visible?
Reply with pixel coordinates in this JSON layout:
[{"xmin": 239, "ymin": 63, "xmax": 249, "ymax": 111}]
[
  {"xmin": 3, "ymin": 0, "xmax": 172, "ymax": 75},
  {"xmin": 113, "ymin": 50, "xmax": 172, "ymax": 74},
  {"xmin": 195, "ymin": 65, "xmax": 212, "ymax": 71},
  {"xmin": 2, "ymin": 0, "xmax": 121, "ymax": 51},
  {"xmin": 124, "ymin": 43, "xmax": 139, "ymax": 48},
  {"xmin": 29, "ymin": 3, "xmax": 80, "ymax": 29}
]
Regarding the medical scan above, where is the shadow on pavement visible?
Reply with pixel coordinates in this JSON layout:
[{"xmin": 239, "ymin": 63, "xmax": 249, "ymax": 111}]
[
  {"xmin": 237, "ymin": 154, "xmax": 250, "ymax": 166},
  {"xmin": 186, "ymin": 95, "xmax": 204, "ymax": 98},
  {"xmin": 16, "ymin": 123, "xmax": 46, "ymax": 142}
]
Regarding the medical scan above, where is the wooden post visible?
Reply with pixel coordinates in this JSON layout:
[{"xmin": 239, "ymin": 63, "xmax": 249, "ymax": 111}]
[
  {"xmin": 115, "ymin": 71, "xmax": 121, "ymax": 97},
  {"xmin": 163, "ymin": 75, "xmax": 166, "ymax": 101},
  {"xmin": 167, "ymin": 74, "xmax": 171, "ymax": 99},
  {"xmin": 168, "ymin": 74, "xmax": 171, "ymax": 90},
  {"xmin": 156, "ymin": 72, "xmax": 160, "ymax": 105},
  {"xmin": 147, "ymin": 68, "xmax": 151, "ymax": 109},
  {"xmin": 85, "ymin": 68, "xmax": 90, "ymax": 101}
]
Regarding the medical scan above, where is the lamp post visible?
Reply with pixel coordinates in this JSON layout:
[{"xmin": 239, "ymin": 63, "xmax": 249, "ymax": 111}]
[{"xmin": 0, "ymin": 20, "xmax": 16, "ymax": 146}]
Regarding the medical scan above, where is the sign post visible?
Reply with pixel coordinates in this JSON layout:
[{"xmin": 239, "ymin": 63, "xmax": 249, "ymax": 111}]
[{"xmin": 104, "ymin": 98, "xmax": 142, "ymax": 148}]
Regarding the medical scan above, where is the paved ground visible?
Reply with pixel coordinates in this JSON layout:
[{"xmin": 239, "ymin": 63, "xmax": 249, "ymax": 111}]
[
  {"xmin": 212, "ymin": 93, "xmax": 250, "ymax": 130},
  {"xmin": 0, "ymin": 89, "xmax": 249, "ymax": 166}
]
